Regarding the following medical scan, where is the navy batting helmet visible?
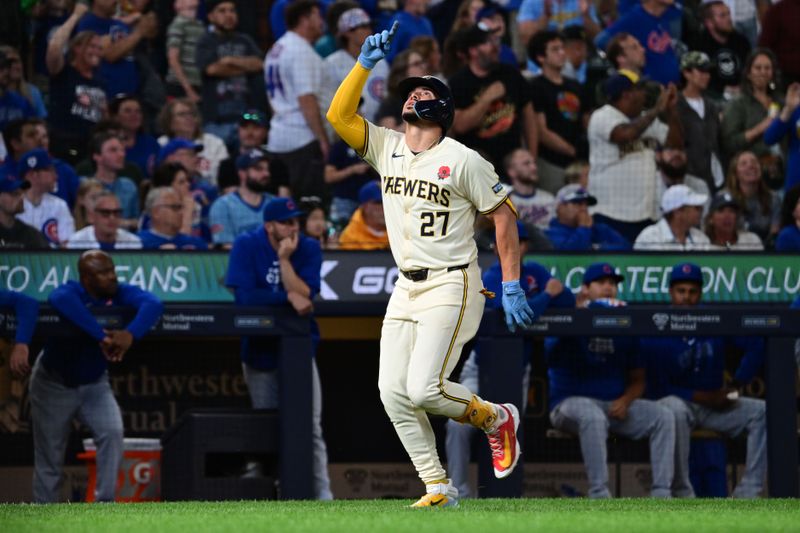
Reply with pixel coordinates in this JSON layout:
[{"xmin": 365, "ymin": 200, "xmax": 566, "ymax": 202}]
[{"xmin": 397, "ymin": 76, "xmax": 454, "ymax": 133}]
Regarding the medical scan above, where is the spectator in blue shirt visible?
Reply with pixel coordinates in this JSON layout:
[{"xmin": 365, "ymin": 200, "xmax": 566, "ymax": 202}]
[
  {"xmin": 764, "ymin": 82, "xmax": 800, "ymax": 192},
  {"xmin": 775, "ymin": 185, "xmax": 800, "ymax": 251},
  {"xmin": 225, "ymin": 197, "xmax": 332, "ymax": 500},
  {"xmin": 1, "ymin": 289, "xmax": 39, "ymax": 379},
  {"xmin": 75, "ymin": 0, "xmax": 158, "ymax": 98},
  {"xmin": 641, "ymin": 263, "xmax": 766, "ymax": 498},
  {"xmin": 385, "ymin": 0, "xmax": 435, "ymax": 64},
  {"xmin": 0, "ymin": 50, "xmax": 34, "ymax": 131},
  {"xmin": 86, "ymin": 131, "xmax": 140, "ymax": 230},
  {"xmin": 445, "ymin": 221, "xmax": 575, "ymax": 497},
  {"xmin": 595, "ymin": 0, "xmax": 681, "ymax": 85},
  {"xmin": 138, "ymin": 187, "xmax": 207, "ymax": 250},
  {"xmin": 209, "ymin": 149, "xmax": 275, "ymax": 249},
  {"xmin": 545, "ymin": 262, "xmax": 675, "ymax": 498},
  {"xmin": 110, "ymin": 95, "xmax": 160, "ymax": 179},
  {"xmin": 29, "ymin": 250, "xmax": 162, "ymax": 503},
  {"xmin": 546, "ymin": 184, "xmax": 631, "ymax": 251}
]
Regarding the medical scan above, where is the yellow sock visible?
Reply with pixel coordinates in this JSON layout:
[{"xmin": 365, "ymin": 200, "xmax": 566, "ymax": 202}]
[{"xmin": 453, "ymin": 395, "xmax": 497, "ymax": 431}]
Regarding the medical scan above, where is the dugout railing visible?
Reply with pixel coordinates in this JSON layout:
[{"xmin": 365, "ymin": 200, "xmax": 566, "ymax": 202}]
[{"xmin": 3, "ymin": 303, "xmax": 796, "ymax": 499}]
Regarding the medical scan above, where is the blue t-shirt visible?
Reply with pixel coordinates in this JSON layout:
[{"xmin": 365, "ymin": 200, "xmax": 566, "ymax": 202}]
[
  {"xmin": 0, "ymin": 289, "xmax": 39, "ymax": 344},
  {"xmin": 327, "ymin": 140, "xmax": 373, "ymax": 201},
  {"xmin": 96, "ymin": 176, "xmax": 139, "ymax": 219},
  {"xmin": 225, "ymin": 227, "xmax": 322, "ymax": 370},
  {"xmin": 775, "ymin": 225, "xmax": 800, "ymax": 252},
  {"xmin": 764, "ymin": 107, "xmax": 800, "ymax": 191},
  {"xmin": 641, "ymin": 335, "xmax": 764, "ymax": 401},
  {"xmin": 127, "ymin": 133, "xmax": 160, "ymax": 178},
  {"xmin": 546, "ymin": 219, "xmax": 631, "ymax": 251},
  {"xmin": 518, "ymin": 0, "xmax": 599, "ymax": 29},
  {"xmin": 595, "ymin": 4, "xmax": 680, "ymax": 85},
  {"xmin": 545, "ymin": 301, "xmax": 642, "ymax": 409},
  {"xmin": 385, "ymin": 11, "xmax": 435, "ymax": 64},
  {"xmin": 42, "ymin": 281, "xmax": 163, "ymax": 386},
  {"xmin": 0, "ymin": 90, "xmax": 34, "ymax": 131},
  {"xmin": 138, "ymin": 230, "xmax": 209, "ymax": 250},
  {"xmin": 76, "ymin": 13, "xmax": 140, "ymax": 97},
  {"xmin": 209, "ymin": 191, "xmax": 274, "ymax": 245}
]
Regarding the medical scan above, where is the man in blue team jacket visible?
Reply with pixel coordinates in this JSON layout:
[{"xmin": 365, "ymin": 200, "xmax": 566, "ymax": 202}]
[
  {"xmin": 545, "ymin": 262, "xmax": 675, "ymax": 498},
  {"xmin": 225, "ymin": 196, "xmax": 333, "ymax": 500},
  {"xmin": 445, "ymin": 221, "xmax": 575, "ymax": 497},
  {"xmin": 642, "ymin": 263, "xmax": 766, "ymax": 498},
  {"xmin": 545, "ymin": 185, "xmax": 630, "ymax": 251},
  {"xmin": 29, "ymin": 250, "xmax": 163, "ymax": 503}
]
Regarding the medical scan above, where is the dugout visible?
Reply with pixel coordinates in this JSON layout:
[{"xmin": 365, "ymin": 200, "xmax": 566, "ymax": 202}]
[{"xmin": 0, "ymin": 251, "xmax": 798, "ymax": 501}]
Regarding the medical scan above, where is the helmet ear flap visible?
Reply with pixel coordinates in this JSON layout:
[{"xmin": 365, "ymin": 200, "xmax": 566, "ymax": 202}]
[{"xmin": 413, "ymin": 98, "xmax": 454, "ymax": 133}]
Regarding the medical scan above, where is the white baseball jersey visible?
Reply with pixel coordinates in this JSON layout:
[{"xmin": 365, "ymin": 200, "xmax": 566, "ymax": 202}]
[
  {"xmin": 17, "ymin": 194, "xmax": 75, "ymax": 246},
  {"xmin": 362, "ymin": 122, "xmax": 509, "ymax": 271},
  {"xmin": 265, "ymin": 31, "xmax": 324, "ymax": 153}
]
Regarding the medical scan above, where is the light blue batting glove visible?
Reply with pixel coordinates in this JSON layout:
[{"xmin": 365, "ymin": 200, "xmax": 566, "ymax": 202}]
[
  {"xmin": 358, "ymin": 21, "xmax": 399, "ymax": 70},
  {"xmin": 501, "ymin": 280, "xmax": 536, "ymax": 333}
]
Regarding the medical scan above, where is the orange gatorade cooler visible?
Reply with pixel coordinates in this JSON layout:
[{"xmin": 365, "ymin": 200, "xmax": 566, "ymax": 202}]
[{"xmin": 78, "ymin": 438, "xmax": 162, "ymax": 502}]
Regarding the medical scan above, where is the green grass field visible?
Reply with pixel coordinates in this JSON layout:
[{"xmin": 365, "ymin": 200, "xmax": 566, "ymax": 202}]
[{"xmin": 2, "ymin": 499, "xmax": 800, "ymax": 533}]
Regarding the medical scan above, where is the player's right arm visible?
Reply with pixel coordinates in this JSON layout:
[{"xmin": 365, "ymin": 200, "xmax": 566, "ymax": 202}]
[{"xmin": 326, "ymin": 23, "xmax": 398, "ymax": 155}]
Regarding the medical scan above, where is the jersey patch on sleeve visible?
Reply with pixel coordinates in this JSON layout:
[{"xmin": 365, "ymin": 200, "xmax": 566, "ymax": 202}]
[{"xmin": 492, "ymin": 182, "xmax": 504, "ymax": 194}]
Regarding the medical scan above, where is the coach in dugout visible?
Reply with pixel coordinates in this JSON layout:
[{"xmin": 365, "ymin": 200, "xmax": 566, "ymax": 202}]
[
  {"xmin": 225, "ymin": 197, "xmax": 333, "ymax": 500},
  {"xmin": 642, "ymin": 263, "xmax": 766, "ymax": 498},
  {"xmin": 29, "ymin": 251, "xmax": 163, "ymax": 503}
]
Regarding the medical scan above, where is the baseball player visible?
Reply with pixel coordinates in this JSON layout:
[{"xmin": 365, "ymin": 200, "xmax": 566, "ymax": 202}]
[{"xmin": 327, "ymin": 23, "xmax": 536, "ymax": 508}]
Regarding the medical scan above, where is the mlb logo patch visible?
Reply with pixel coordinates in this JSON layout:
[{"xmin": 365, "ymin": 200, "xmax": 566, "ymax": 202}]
[{"xmin": 492, "ymin": 182, "xmax": 503, "ymax": 194}]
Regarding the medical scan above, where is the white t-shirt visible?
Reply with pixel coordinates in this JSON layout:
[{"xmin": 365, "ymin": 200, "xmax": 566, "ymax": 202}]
[
  {"xmin": 633, "ymin": 218, "xmax": 711, "ymax": 251},
  {"xmin": 66, "ymin": 226, "xmax": 143, "ymax": 249},
  {"xmin": 587, "ymin": 104, "xmax": 668, "ymax": 222},
  {"xmin": 17, "ymin": 193, "xmax": 75, "ymax": 246},
  {"xmin": 708, "ymin": 231, "xmax": 764, "ymax": 251},
  {"xmin": 510, "ymin": 189, "xmax": 555, "ymax": 230},
  {"xmin": 265, "ymin": 31, "xmax": 325, "ymax": 153}
]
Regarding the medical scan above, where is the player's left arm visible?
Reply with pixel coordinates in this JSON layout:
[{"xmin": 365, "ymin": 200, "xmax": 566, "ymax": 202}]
[{"xmin": 487, "ymin": 203, "xmax": 521, "ymax": 283}]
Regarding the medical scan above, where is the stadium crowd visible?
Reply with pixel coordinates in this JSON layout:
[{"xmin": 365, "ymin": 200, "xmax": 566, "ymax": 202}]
[
  {"xmin": 0, "ymin": 0, "xmax": 799, "ymax": 252},
  {"xmin": 1, "ymin": 0, "xmax": 799, "ymax": 503}
]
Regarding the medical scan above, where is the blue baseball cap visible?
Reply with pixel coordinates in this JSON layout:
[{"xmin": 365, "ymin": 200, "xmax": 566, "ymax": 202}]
[
  {"xmin": 263, "ymin": 197, "xmax": 304, "ymax": 222},
  {"xmin": 0, "ymin": 176, "xmax": 31, "ymax": 194},
  {"xmin": 17, "ymin": 148, "xmax": 54, "ymax": 177},
  {"xmin": 158, "ymin": 138, "xmax": 202, "ymax": 164},
  {"xmin": 583, "ymin": 262, "xmax": 624, "ymax": 285},
  {"xmin": 358, "ymin": 180, "xmax": 382, "ymax": 204},
  {"xmin": 669, "ymin": 263, "xmax": 703, "ymax": 285},
  {"xmin": 236, "ymin": 149, "xmax": 269, "ymax": 170},
  {"xmin": 604, "ymin": 70, "xmax": 644, "ymax": 101}
]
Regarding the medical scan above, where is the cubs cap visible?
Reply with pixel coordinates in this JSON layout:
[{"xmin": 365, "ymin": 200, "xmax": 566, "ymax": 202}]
[
  {"xmin": 556, "ymin": 184, "xmax": 597, "ymax": 205},
  {"xmin": 0, "ymin": 177, "xmax": 31, "ymax": 194},
  {"xmin": 661, "ymin": 184, "xmax": 708, "ymax": 213},
  {"xmin": 263, "ymin": 197, "xmax": 304, "ymax": 222},
  {"xmin": 337, "ymin": 7, "xmax": 371, "ymax": 33},
  {"xmin": 583, "ymin": 262, "xmax": 624, "ymax": 285},
  {"xmin": 239, "ymin": 109, "xmax": 268, "ymax": 127},
  {"xmin": 709, "ymin": 191, "xmax": 739, "ymax": 212},
  {"xmin": 475, "ymin": 4, "xmax": 501, "ymax": 22},
  {"xmin": 236, "ymin": 148, "xmax": 269, "ymax": 170},
  {"xmin": 17, "ymin": 148, "xmax": 54, "ymax": 177},
  {"xmin": 680, "ymin": 51, "xmax": 712, "ymax": 72},
  {"xmin": 669, "ymin": 262, "xmax": 703, "ymax": 285},
  {"xmin": 158, "ymin": 138, "xmax": 202, "ymax": 164},
  {"xmin": 358, "ymin": 180, "xmax": 382, "ymax": 204}
]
